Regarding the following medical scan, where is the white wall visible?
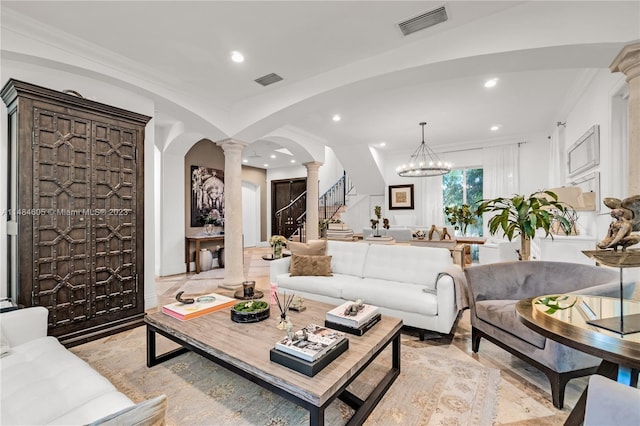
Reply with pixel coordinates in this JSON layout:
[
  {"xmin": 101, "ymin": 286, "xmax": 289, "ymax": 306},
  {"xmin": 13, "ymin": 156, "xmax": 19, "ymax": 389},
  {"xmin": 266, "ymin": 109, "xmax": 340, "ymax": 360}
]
[
  {"xmin": 318, "ymin": 146, "xmax": 344, "ymax": 195},
  {"xmin": 0, "ymin": 61, "xmax": 158, "ymax": 308},
  {"xmin": 564, "ymin": 70, "xmax": 627, "ymax": 239}
]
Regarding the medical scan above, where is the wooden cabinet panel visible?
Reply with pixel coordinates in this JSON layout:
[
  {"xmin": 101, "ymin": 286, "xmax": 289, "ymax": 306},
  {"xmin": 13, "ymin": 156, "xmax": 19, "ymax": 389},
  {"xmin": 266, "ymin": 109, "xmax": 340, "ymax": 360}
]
[{"xmin": 1, "ymin": 79, "xmax": 150, "ymax": 346}]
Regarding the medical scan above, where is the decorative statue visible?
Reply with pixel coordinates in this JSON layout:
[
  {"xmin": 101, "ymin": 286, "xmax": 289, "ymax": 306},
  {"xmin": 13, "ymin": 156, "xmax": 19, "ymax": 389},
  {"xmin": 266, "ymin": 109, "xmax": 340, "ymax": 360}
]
[{"xmin": 597, "ymin": 195, "xmax": 640, "ymax": 251}]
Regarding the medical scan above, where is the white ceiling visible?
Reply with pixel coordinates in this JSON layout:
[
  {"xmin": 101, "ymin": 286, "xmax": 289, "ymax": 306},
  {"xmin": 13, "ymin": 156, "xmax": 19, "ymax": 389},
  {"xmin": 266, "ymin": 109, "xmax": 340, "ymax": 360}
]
[{"xmin": 2, "ymin": 1, "xmax": 639, "ymax": 170}]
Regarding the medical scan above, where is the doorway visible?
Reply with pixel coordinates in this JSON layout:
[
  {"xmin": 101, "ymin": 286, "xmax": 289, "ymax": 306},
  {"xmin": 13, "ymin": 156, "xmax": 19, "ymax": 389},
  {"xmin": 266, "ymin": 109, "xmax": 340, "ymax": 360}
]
[
  {"xmin": 242, "ymin": 181, "xmax": 260, "ymax": 247},
  {"xmin": 271, "ymin": 178, "xmax": 306, "ymax": 238}
]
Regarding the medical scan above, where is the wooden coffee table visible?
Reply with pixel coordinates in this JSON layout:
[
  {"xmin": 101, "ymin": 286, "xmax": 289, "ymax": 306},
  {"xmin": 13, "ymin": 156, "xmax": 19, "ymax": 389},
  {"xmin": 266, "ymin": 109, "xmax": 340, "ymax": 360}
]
[{"xmin": 145, "ymin": 299, "xmax": 402, "ymax": 426}]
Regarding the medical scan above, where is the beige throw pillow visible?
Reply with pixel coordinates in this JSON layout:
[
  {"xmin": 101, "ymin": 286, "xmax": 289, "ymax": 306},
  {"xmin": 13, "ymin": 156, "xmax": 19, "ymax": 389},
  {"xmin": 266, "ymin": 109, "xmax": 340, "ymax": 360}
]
[
  {"xmin": 289, "ymin": 254, "xmax": 333, "ymax": 277},
  {"xmin": 287, "ymin": 239, "xmax": 327, "ymax": 256}
]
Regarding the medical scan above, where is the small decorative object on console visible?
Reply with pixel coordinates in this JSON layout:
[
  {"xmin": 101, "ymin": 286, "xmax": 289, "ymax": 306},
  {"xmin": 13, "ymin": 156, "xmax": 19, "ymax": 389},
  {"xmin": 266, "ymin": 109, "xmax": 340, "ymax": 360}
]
[{"xmin": 596, "ymin": 195, "xmax": 640, "ymax": 252}]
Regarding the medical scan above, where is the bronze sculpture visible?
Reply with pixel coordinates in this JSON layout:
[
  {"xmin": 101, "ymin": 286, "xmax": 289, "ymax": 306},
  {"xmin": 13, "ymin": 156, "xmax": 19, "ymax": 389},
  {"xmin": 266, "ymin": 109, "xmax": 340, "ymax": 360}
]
[{"xmin": 597, "ymin": 195, "xmax": 640, "ymax": 251}]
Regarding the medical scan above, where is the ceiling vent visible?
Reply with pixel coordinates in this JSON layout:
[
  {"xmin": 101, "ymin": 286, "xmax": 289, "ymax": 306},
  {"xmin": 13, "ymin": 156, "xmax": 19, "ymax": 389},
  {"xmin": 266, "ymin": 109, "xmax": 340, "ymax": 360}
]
[
  {"xmin": 254, "ymin": 73, "xmax": 283, "ymax": 87},
  {"xmin": 398, "ymin": 6, "xmax": 448, "ymax": 36}
]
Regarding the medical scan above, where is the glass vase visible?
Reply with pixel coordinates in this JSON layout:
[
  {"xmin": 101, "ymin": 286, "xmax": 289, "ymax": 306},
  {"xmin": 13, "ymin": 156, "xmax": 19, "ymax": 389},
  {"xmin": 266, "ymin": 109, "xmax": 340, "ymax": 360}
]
[{"xmin": 273, "ymin": 244, "xmax": 283, "ymax": 259}]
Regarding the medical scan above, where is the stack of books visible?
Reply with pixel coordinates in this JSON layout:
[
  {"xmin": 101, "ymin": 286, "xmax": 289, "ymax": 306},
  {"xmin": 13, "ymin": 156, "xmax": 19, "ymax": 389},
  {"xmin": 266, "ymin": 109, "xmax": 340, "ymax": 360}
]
[
  {"xmin": 325, "ymin": 301, "xmax": 381, "ymax": 335},
  {"xmin": 325, "ymin": 227, "xmax": 355, "ymax": 240},
  {"xmin": 270, "ymin": 324, "xmax": 348, "ymax": 376},
  {"xmin": 162, "ymin": 293, "xmax": 236, "ymax": 320}
]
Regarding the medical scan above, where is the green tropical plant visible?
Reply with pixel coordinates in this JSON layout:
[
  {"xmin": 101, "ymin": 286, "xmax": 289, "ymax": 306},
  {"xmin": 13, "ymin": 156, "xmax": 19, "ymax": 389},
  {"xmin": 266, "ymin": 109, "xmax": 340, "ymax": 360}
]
[
  {"xmin": 444, "ymin": 204, "xmax": 478, "ymax": 235},
  {"xmin": 474, "ymin": 190, "xmax": 572, "ymax": 260}
]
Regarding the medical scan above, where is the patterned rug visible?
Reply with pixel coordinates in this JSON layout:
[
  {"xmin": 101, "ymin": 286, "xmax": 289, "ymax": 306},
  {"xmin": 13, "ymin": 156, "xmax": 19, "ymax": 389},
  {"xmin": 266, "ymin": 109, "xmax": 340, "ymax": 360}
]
[{"xmin": 71, "ymin": 327, "xmax": 499, "ymax": 426}]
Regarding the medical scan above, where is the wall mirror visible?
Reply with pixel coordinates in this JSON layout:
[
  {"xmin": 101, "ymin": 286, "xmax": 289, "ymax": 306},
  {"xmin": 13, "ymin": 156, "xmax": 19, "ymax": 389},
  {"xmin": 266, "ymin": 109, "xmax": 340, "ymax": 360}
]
[{"xmin": 567, "ymin": 125, "xmax": 599, "ymax": 177}]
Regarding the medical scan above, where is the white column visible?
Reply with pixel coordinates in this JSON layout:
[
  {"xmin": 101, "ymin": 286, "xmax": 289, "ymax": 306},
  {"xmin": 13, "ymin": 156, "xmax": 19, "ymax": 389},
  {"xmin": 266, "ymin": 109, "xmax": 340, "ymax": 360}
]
[
  {"xmin": 217, "ymin": 139, "xmax": 247, "ymax": 289},
  {"xmin": 304, "ymin": 162, "xmax": 323, "ymax": 240},
  {"xmin": 610, "ymin": 42, "xmax": 640, "ymax": 195}
]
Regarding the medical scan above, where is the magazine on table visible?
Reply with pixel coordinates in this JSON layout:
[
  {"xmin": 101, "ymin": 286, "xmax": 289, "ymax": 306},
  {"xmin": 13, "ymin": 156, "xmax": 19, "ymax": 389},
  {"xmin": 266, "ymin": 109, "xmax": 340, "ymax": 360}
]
[
  {"xmin": 325, "ymin": 301, "xmax": 380, "ymax": 328},
  {"xmin": 275, "ymin": 324, "xmax": 346, "ymax": 362}
]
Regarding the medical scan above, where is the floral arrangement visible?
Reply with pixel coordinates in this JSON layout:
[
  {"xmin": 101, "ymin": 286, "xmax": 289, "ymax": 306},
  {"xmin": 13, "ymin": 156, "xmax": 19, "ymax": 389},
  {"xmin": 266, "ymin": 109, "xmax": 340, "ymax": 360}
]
[
  {"xmin": 444, "ymin": 204, "xmax": 477, "ymax": 235},
  {"xmin": 269, "ymin": 235, "xmax": 287, "ymax": 247}
]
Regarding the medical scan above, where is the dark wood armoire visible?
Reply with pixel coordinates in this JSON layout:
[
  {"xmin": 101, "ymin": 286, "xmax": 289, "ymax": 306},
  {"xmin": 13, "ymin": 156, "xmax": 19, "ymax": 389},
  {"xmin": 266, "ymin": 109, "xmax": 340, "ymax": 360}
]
[{"xmin": 1, "ymin": 79, "xmax": 150, "ymax": 346}]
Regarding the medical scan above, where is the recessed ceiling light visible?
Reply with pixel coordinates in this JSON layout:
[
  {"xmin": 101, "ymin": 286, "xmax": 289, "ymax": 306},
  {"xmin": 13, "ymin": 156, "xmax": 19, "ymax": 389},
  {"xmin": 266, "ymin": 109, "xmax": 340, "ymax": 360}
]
[
  {"xmin": 242, "ymin": 159, "xmax": 248, "ymax": 163},
  {"xmin": 484, "ymin": 78, "xmax": 498, "ymax": 88},
  {"xmin": 379, "ymin": 142, "xmax": 386, "ymax": 147},
  {"xmin": 290, "ymin": 159, "xmax": 296, "ymax": 163},
  {"xmin": 490, "ymin": 125, "xmax": 501, "ymax": 131},
  {"xmin": 263, "ymin": 163, "xmax": 269, "ymax": 167},
  {"xmin": 231, "ymin": 51, "xmax": 244, "ymax": 63},
  {"xmin": 332, "ymin": 114, "xmax": 341, "ymax": 122},
  {"xmin": 270, "ymin": 154, "xmax": 276, "ymax": 159}
]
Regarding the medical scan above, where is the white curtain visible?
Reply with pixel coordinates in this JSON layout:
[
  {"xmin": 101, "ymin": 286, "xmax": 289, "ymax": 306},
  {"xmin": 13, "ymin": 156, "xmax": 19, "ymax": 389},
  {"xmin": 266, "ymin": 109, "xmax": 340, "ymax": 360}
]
[
  {"xmin": 418, "ymin": 175, "xmax": 444, "ymax": 227},
  {"xmin": 482, "ymin": 144, "xmax": 519, "ymax": 199},
  {"xmin": 549, "ymin": 124, "xmax": 566, "ymax": 188},
  {"xmin": 482, "ymin": 144, "xmax": 520, "ymax": 240}
]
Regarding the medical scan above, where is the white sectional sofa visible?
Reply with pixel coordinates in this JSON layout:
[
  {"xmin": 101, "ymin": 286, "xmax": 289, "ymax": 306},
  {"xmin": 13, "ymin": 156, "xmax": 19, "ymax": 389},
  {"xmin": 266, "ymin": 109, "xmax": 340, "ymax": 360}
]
[
  {"xmin": 270, "ymin": 240, "xmax": 466, "ymax": 338},
  {"xmin": 0, "ymin": 306, "xmax": 166, "ymax": 425}
]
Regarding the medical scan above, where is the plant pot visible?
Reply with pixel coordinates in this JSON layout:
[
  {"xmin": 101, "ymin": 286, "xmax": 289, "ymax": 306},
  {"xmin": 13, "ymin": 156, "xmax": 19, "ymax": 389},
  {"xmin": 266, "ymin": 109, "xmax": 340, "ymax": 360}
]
[
  {"xmin": 519, "ymin": 238, "xmax": 531, "ymax": 261},
  {"xmin": 230, "ymin": 301, "xmax": 270, "ymax": 323}
]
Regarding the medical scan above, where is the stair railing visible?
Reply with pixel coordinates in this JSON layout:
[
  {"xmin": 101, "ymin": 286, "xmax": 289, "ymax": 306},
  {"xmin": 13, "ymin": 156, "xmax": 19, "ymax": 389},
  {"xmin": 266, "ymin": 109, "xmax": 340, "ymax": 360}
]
[{"xmin": 319, "ymin": 171, "xmax": 354, "ymax": 223}]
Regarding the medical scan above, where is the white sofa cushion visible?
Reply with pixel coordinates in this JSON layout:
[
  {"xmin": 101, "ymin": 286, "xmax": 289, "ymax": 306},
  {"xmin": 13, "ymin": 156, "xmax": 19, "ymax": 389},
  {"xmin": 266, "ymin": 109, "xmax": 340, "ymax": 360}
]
[
  {"xmin": 1, "ymin": 336, "xmax": 133, "ymax": 425},
  {"xmin": 276, "ymin": 273, "xmax": 360, "ymax": 299},
  {"xmin": 326, "ymin": 240, "xmax": 369, "ymax": 277},
  {"xmin": 363, "ymin": 244, "xmax": 452, "ymax": 290},
  {"xmin": 341, "ymin": 278, "xmax": 439, "ymax": 316}
]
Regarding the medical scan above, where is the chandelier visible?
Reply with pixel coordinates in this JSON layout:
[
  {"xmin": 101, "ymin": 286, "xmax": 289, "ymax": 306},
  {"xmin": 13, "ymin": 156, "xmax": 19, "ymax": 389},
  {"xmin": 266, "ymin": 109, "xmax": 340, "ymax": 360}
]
[{"xmin": 396, "ymin": 122, "xmax": 451, "ymax": 177}]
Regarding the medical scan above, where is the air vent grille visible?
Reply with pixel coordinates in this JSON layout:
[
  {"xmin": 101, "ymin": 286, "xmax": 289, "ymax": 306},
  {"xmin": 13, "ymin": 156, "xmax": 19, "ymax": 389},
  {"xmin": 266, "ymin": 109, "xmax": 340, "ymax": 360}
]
[
  {"xmin": 254, "ymin": 73, "xmax": 283, "ymax": 87},
  {"xmin": 398, "ymin": 6, "xmax": 448, "ymax": 36}
]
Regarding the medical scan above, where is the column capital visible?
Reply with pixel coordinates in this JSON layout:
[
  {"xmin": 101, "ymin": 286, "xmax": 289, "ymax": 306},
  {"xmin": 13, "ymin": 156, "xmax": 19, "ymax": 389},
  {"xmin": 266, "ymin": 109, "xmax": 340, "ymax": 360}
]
[
  {"xmin": 216, "ymin": 138, "xmax": 248, "ymax": 153},
  {"xmin": 610, "ymin": 41, "xmax": 640, "ymax": 81},
  {"xmin": 303, "ymin": 161, "xmax": 323, "ymax": 172}
]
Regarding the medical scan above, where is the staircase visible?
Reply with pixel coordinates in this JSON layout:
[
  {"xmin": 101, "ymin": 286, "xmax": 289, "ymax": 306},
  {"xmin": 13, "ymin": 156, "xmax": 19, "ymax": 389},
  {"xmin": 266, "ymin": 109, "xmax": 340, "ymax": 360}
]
[{"xmin": 274, "ymin": 172, "xmax": 354, "ymax": 242}]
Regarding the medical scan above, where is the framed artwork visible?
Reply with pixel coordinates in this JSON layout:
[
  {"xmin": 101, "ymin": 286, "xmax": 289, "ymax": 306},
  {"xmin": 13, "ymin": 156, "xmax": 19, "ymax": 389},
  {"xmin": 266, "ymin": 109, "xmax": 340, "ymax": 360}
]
[
  {"xmin": 567, "ymin": 125, "xmax": 599, "ymax": 177},
  {"xmin": 190, "ymin": 165, "xmax": 225, "ymax": 227},
  {"xmin": 388, "ymin": 184, "xmax": 414, "ymax": 210}
]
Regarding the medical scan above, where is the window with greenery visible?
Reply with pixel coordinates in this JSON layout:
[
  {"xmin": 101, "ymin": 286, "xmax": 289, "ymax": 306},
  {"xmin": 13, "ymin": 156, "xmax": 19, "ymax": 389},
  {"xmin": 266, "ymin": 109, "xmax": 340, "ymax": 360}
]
[{"xmin": 443, "ymin": 168, "xmax": 483, "ymax": 237}]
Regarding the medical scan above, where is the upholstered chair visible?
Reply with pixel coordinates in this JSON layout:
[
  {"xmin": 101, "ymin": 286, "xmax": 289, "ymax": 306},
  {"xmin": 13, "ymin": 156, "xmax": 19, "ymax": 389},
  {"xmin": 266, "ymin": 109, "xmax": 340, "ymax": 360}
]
[
  {"xmin": 464, "ymin": 261, "xmax": 635, "ymax": 409},
  {"xmin": 584, "ymin": 375, "xmax": 640, "ymax": 426}
]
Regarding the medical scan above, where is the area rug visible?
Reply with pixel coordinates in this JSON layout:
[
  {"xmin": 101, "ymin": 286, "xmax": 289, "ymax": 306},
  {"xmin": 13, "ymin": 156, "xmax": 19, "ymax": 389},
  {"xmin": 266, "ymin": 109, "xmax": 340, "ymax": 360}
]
[{"xmin": 71, "ymin": 327, "xmax": 499, "ymax": 426}]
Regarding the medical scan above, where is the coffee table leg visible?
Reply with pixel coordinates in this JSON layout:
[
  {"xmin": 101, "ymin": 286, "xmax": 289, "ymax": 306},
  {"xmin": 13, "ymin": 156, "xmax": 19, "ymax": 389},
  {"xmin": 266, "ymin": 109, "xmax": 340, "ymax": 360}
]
[
  {"xmin": 309, "ymin": 406, "xmax": 324, "ymax": 426},
  {"xmin": 146, "ymin": 324, "xmax": 190, "ymax": 367}
]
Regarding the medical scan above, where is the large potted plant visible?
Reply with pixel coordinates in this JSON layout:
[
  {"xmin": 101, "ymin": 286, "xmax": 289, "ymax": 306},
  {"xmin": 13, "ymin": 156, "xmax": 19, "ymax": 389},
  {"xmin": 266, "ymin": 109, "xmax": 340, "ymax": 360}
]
[{"xmin": 475, "ymin": 190, "xmax": 571, "ymax": 260}]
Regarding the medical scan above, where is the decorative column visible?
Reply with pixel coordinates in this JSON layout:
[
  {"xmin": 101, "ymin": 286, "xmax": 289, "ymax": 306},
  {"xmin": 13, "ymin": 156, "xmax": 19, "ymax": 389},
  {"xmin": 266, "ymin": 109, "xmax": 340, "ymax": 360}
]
[
  {"xmin": 217, "ymin": 139, "xmax": 247, "ymax": 289},
  {"xmin": 304, "ymin": 162, "xmax": 323, "ymax": 240},
  {"xmin": 610, "ymin": 41, "xmax": 640, "ymax": 195}
]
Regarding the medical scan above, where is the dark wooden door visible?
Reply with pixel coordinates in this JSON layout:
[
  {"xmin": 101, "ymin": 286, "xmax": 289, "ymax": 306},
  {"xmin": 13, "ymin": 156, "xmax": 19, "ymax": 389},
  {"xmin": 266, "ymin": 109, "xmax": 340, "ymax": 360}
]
[
  {"xmin": 29, "ymin": 107, "xmax": 141, "ymax": 329},
  {"xmin": 32, "ymin": 108, "xmax": 93, "ymax": 327},
  {"xmin": 271, "ymin": 178, "xmax": 306, "ymax": 237}
]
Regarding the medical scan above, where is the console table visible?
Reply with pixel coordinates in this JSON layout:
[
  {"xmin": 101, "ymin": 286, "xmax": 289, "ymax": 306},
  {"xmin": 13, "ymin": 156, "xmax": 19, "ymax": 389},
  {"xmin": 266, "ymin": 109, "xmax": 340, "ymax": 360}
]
[{"xmin": 185, "ymin": 235, "xmax": 225, "ymax": 273}]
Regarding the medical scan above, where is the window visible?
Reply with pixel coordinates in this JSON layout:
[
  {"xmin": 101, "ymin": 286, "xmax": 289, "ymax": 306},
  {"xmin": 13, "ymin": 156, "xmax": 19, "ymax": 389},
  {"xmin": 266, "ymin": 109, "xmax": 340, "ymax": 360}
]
[{"xmin": 443, "ymin": 168, "xmax": 483, "ymax": 237}]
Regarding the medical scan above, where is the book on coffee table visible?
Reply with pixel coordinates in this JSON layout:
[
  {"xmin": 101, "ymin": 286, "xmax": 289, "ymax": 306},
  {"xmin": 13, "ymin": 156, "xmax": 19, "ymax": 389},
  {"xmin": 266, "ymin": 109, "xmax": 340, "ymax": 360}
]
[
  {"xmin": 274, "ymin": 324, "xmax": 346, "ymax": 362},
  {"xmin": 325, "ymin": 301, "xmax": 380, "ymax": 328},
  {"xmin": 162, "ymin": 293, "xmax": 236, "ymax": 320},
  {"xmin": 325, "ymin": 313, "xmax": 382, "ymax": 336},
  {"xmin": 270, "ymin": 338, "xmax": 349, "ymax": 377}
]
